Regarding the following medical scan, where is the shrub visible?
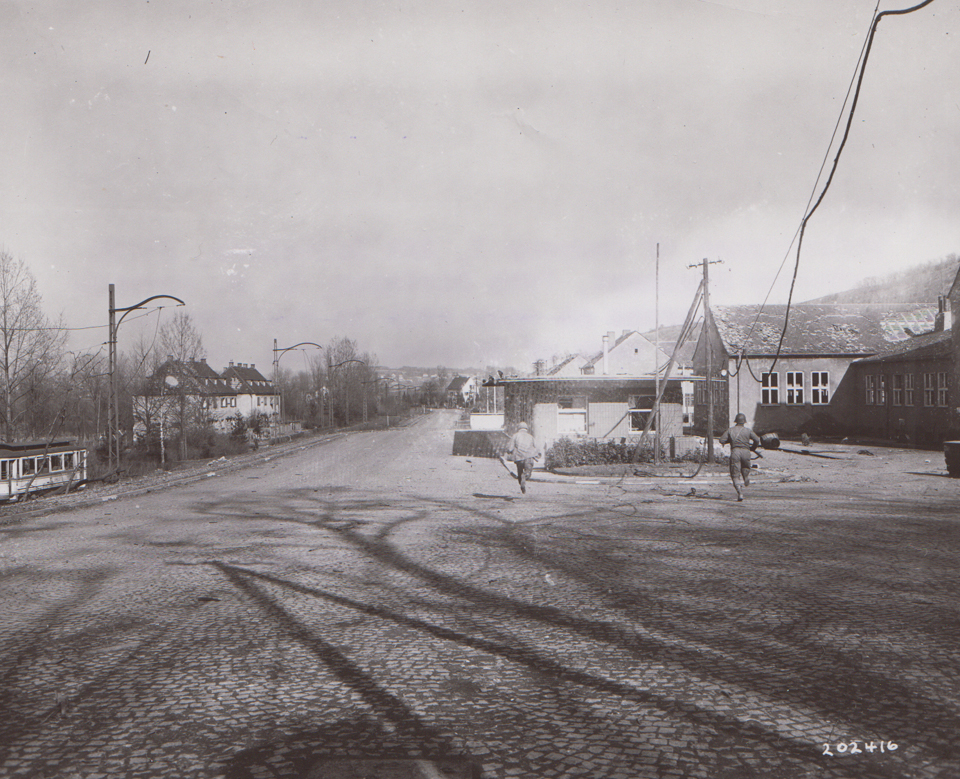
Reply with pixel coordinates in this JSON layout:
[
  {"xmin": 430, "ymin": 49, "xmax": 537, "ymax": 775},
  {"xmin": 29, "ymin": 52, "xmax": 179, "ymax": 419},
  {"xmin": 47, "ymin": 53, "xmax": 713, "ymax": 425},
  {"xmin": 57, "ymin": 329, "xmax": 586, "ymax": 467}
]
[{"xmin": 545, "ymin": 437, "xmax": 666, "ymax": 468}]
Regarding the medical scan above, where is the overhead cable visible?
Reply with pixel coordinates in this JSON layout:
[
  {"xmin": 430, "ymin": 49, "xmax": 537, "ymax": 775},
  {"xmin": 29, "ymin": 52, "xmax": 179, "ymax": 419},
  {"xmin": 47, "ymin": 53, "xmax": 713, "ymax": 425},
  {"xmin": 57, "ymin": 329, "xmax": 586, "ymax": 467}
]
[{"xmin": 767, "ymin": 0, "xmax": 937, "ymax": 373}]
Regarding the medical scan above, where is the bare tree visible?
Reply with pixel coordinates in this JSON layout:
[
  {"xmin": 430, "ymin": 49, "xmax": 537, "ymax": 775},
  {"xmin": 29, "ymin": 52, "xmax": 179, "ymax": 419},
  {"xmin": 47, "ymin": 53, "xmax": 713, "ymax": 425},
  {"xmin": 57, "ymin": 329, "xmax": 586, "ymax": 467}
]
[
  {"xmin": 159, "ymin": 311, "xmax": 205, "ymax": 364},
  {"xmin": 324, "ymin": 337, "xmax": 377, "ymax": 426},
  {"xmin": 157, "ymin": 312, "xmax": 205, "ymax": 459},
  {"xmin": 0, "ymin": 250, "xmax": 66, "ymax": 440}
]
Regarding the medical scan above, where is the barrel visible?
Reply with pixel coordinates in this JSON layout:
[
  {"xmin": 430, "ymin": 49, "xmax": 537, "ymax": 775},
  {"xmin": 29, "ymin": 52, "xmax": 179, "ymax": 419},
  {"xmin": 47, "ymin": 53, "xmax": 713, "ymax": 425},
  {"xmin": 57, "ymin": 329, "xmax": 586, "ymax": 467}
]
[{"xmin": 760, "ymin": 432, "xmax": 780, "ymax": 450}]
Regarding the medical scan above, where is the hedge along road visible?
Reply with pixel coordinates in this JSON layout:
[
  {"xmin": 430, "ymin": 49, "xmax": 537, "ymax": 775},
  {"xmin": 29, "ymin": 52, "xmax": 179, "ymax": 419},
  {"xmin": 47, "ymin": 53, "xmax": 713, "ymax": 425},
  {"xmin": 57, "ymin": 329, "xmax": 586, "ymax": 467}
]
[{"xmin": 0, "ymin": 409, "xmax": 958, "ymax": 779}]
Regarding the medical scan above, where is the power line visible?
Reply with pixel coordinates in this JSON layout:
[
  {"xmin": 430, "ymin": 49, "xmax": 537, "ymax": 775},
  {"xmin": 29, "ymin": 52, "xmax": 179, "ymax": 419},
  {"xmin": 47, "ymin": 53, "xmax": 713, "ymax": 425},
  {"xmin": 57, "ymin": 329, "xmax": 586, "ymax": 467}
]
[
  {"xmin": 0, "ymin": 305, "xmax": 176, "ymax": 334},
  {"xmin": 767, "ymin": 0, "xmax": 938, "ymax": 373}
]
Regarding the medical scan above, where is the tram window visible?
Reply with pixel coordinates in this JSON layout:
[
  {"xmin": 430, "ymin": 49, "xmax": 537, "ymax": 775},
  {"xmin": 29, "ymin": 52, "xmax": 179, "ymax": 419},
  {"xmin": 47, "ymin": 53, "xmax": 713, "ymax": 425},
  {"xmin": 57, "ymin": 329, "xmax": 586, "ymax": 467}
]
[
  {"xmin": 22, "ymin": 458, "xmax": 36, "ymax": 475},
  {"xmin": 0, "ymin": 460, "xmax": 7, "ymax": 480},
  {"xmin": 51, "ymin": 454, "xmax": 63, "ymax": 471},
  {"xmin": 64, "ymin": 452, "xmax": 74, "ymax": 469}
]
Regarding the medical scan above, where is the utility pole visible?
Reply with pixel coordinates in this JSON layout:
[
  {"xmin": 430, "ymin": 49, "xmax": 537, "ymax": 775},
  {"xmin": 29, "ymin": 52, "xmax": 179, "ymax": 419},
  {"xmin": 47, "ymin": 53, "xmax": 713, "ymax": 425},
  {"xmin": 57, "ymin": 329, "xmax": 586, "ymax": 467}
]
[
  {"xmin": 700, "ymin": 258, "xmax": 723, "ymax": 461},
  {"xmin": 654, "ymin": 243, "xmax": 660, "ymax": 465},
  {"xmin": 704, "ymin": 258, "xmax": 713, "ymax": 462},
  {"xmin": 108, "ymin": 284, "xmax": 117, "ymax": 470},
  {"xmin": 273, "ymin": 340, "xmax": 323, "ymax": 438},
  {"xmin": 108, "ymin": 285, "xmax": 184, "ymax": 474},
  {"xmin": 685, "ymin": 259, "xmax": 722, "ymax": 461}
]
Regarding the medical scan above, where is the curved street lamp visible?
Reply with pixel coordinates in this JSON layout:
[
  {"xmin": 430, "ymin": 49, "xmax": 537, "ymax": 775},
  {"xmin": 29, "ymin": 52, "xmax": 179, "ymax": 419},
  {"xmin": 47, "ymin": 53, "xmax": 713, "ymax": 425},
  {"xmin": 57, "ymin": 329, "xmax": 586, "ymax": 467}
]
[
  {"xmin": 326, "ymin": 359, "xmax": 368, "ymax": 428},
  {"xmin": 272, "ymin": 340, "xmax": 323, "ymax": 434},
  {"xmin": 108, "ymin": 284, "xmax": 185, "ymax": 472}
]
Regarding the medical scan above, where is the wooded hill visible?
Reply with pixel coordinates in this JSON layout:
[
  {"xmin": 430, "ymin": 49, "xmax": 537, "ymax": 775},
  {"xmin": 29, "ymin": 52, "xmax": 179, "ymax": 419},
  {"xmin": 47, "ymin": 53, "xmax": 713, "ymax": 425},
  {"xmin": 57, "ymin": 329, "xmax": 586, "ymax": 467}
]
[{"xmin": 803, "ymin": 254, "xmax": 959, "ymax": 305}]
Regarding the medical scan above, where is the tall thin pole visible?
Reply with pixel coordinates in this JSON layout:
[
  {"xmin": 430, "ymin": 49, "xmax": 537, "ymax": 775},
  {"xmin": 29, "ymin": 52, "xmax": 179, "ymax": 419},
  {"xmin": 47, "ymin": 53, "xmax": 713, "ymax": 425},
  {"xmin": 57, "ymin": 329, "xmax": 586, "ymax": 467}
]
[
  {"xmin": 703, "ymin": 258, "xmax": 714, "ymax": 463},
  {"xmin": 273, "ymin": 338, "xmax": 280, "ymax": 436},
  {"xmin": 654, "ymin": 244, "xmax": 660, "ymax": 465},
  {"xmin": 108, "ymin": 284, "xmax": 117, "ymax": 471}
]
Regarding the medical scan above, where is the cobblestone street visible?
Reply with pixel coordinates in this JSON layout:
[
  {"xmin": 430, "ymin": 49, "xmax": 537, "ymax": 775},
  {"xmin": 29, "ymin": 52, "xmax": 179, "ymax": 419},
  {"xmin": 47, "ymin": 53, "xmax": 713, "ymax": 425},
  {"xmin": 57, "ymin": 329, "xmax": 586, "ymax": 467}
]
[{"xmin": 1, "ymin": 411, "xmax": 958, "ymax": 778}]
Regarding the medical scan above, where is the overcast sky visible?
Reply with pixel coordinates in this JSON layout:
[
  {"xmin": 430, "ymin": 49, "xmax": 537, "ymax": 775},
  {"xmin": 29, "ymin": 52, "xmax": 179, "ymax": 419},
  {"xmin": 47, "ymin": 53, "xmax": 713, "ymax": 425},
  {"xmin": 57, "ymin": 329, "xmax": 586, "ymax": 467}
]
[{"xmin": 2, "ymin": 0, "xmax": 958, "ymax": 374}]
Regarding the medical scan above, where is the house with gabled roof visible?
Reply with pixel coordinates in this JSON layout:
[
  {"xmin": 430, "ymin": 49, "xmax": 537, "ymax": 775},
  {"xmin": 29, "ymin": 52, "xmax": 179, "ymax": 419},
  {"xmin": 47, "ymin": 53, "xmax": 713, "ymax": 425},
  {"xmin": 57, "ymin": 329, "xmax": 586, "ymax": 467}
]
[
  {"xmin": 580, "ymin": 330, "xmax": 677, "ymax": 376},
  {"xmin": 445, "ymin": 375, "xmax": 478, "ymax": 407},
  {"xmin": 221, "ymin": 361, "xmax": 280, "ymax": 421},
  {"xmin": 545, "ymin": 354, "xmax": 588, "ymax": 377},
  {"xmin": 133, "ymin": 358, "xmax": 280, "ymax": 440},
  {"xmin": 692, "ymin": 302, "xmax": 939, "ymax": 436}
]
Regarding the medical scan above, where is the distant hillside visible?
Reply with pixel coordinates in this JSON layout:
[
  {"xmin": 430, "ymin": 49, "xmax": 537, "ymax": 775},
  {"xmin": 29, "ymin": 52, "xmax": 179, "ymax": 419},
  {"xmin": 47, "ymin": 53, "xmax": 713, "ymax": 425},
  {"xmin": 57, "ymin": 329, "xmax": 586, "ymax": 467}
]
[{"xmin": 804, "ymin": 254, "xmax": 959, "ymax": 305}]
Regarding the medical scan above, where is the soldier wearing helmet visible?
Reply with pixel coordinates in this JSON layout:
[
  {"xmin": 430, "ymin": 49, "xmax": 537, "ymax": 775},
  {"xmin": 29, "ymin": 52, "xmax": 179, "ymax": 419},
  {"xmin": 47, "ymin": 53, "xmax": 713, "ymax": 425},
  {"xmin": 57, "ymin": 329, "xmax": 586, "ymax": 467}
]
[{"xmin": 719, "ymin": 413, "xmax": 762, "ymax": 501}]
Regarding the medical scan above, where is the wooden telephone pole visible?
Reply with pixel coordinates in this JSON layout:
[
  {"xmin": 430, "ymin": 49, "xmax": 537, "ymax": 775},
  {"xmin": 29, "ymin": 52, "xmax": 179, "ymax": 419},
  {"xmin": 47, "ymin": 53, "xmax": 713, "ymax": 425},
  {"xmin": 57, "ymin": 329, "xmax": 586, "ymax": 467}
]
[
  {"xmin": 700, "ymin": 258, "xmax": 722, "ymax": 461},
  {"xmin": 686, "ymin": 258, "xmax": 722, "ymax": 461}
]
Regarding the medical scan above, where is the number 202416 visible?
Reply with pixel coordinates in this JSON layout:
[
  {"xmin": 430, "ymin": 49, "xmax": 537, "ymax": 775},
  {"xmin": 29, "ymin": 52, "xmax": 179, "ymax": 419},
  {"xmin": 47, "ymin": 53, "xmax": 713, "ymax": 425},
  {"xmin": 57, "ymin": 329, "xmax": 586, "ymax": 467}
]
[{"xmin": 823, "ymin": 741, "xmax": 898, "ymax": 756}]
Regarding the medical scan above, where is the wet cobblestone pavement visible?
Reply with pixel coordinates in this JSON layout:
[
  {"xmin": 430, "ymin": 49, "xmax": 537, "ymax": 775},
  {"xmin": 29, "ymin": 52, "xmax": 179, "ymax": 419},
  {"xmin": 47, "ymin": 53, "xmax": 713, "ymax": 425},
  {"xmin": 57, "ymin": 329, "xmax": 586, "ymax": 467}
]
[{"xmin": 1, "ymin": 413, "xmax": 958, "ymax": 777}]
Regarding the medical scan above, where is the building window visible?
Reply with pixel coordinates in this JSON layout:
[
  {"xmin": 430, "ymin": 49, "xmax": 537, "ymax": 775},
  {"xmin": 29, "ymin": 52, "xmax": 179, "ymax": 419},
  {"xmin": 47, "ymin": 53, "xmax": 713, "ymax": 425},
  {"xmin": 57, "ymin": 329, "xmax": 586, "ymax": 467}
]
[
  {"xmin": 865, "ymin": 375, "xmax": 876, "ymax": 405},
  {"xmin": 682, "ymin": 388, "xmax": 694, "ymax": 426},
  {"xmin": 904, "ymin": 374, "xmax": 914, "ymax": 406},
  {"xmin": 877, "ymin": 375, "xmax": 887, "ymax": 405},
  {"xmin": 761, "ymin": 372, "xmax": 779, "ymax": 405},
  {"xmin": 811, "ymin": 371, "xmax": 829, "ymax": 404},
  {"xmin": 923, "ymin": 373, "xmax": 936, "ymax": 407},
  {"xmin": 628, "ymin": 395, "xmax": 655, "ymax": 432},
  {"xmin": 938, "ymin": 372, "xmax": 949, "ymax": 407},
  {"xmin": 892, "ymin": 374, "xmax": 903, "ymax": 407},
  {"xmin": 557, "ymin": 396, "xmax": 587, "ymax": 435},
  {"xmin": 922, "ymin": 373, "xmax": 934, "ymax": 406},
  {"xmin": 785, "ymin": 371, "xmax": 804, "ymax": 405}
]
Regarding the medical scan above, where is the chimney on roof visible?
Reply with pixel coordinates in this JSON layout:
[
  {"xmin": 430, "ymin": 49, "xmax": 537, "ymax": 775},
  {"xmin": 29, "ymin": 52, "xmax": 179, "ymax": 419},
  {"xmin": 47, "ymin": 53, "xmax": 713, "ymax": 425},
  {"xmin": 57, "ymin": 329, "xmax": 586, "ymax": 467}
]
[
  {"xmin": 229, "ymin": 361, "xmax": 234, "ymax": 367},
  {"xmin": 251, "ymin": 363, "xmax": 255, "ymax": 369},
  {"xmin": 936, "ymin": 296, "xmax": 952, "ymax": 332},
  {"xmin": 200, "ymin": 357, "xmax": 206, "ymax": 363},
  {"xmin": 602, "ymin": 332, "xmax": 613, "ymax": 375}
]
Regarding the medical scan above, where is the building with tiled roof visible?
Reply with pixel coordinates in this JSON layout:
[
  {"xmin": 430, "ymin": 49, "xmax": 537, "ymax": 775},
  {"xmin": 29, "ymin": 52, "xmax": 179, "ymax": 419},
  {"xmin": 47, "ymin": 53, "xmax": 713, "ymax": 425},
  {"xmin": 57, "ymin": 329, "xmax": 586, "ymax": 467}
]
[
  {"xmin": 133, "ymin": 358, "xmax": 280, "ymax": 441},
  {"xmin": 847, "ymin": 300, "xmax": 956, "ymax": 444},
  {"xmin": 693, "ymin": 302, "xmax": 945, "ymax": 437}
]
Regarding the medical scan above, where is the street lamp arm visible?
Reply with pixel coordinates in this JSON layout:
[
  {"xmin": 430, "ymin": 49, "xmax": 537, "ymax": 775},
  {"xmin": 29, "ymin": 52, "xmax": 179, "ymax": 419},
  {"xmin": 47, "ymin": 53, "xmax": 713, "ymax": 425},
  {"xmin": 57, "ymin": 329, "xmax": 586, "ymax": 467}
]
[
  {"xmin": 114, "ymin": 295, "xmax": 186, "ymax": 327},
  {"xmin": 329, "ymin": 359, "xmax": 367, "ymax": 369},
  {"xmin": 274, "ymin": 342, "xmax": 324, "ymax": 363}
]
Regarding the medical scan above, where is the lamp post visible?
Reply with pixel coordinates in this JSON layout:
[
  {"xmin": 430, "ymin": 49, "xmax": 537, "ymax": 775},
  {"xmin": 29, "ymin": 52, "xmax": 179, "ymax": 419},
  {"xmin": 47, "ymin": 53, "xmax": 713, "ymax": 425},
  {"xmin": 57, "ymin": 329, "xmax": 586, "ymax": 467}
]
[
  {"xmin": 327, "ymin": 359, "xmax": 368, "ymax": 427},
  {"xmin": 108, "ymin": 284, "xmax": 185, "ymax": 473},
  {"xmin": 272, "ymin": 340, "xmax": 323, "ymax": 436},
  {"xmin": 381, "ymin": 378, "xmax": 409, "ymax": 425}
]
